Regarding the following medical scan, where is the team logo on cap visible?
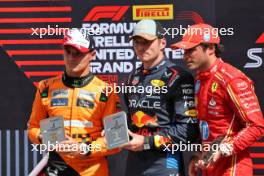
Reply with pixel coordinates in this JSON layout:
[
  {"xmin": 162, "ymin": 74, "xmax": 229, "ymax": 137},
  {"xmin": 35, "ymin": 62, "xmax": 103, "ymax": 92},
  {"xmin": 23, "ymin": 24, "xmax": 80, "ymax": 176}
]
[
  {"xmin": 63, "ymin": 29, "xmax": 91, "ymax": 52},
  {"xmin": 203, "ymin": 34, "xmax": 211, "ymax": 42}
]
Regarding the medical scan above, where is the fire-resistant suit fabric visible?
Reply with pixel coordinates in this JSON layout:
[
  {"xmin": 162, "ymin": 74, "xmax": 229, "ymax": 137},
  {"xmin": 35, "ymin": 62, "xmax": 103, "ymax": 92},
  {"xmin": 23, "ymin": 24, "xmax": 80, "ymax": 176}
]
[
  {"xmin": 196, "ymin": 59, "xmax": 264, "ymax": 176},
  {"xmin": 28, "ymin": 72, "xmax": 120, "ymax": 176},
  {"xmin": 124, "ymin": 58, "xmax": 199, "ymax": 176}
]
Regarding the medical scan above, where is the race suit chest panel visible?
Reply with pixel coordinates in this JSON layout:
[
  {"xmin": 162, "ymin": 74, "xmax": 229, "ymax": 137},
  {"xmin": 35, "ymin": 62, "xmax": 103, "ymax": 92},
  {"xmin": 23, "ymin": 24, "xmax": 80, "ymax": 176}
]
[
  {"xmin": 41, "ymin": 80, "xmax": 106, "ymax": 136},
  {"xmin": 197, "ymin": 76, "xmax": 237, "ymax": 141}
]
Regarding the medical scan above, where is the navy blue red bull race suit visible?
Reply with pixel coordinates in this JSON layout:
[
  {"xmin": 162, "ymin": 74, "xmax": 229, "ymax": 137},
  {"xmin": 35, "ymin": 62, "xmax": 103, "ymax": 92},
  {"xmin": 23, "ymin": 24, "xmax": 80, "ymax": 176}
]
[{"xmin": 124, "ymin": 58, "xmax": 199, "ymax": 176}]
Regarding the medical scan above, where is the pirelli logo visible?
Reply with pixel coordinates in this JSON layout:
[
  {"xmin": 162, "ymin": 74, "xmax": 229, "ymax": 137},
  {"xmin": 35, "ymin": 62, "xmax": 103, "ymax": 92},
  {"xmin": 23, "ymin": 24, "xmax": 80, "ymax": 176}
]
[{"xmin": 133, "ymin": 4, "xmax": 173, "ymax": 20}]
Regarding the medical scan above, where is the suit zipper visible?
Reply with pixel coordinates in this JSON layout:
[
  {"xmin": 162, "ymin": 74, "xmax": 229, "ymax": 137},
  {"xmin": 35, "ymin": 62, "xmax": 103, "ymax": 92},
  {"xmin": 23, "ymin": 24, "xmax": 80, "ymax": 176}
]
[{"xmin": 69, "ymin": 87, "xmax": 75, "ymax": 136}]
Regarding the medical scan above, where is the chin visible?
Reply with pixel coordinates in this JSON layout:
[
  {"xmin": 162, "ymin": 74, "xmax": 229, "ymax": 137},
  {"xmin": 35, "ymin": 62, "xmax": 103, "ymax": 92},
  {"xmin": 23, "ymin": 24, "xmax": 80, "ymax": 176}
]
[{"xmin": 187, "ymin": 65, "xmax": 196, "ymax": 71}]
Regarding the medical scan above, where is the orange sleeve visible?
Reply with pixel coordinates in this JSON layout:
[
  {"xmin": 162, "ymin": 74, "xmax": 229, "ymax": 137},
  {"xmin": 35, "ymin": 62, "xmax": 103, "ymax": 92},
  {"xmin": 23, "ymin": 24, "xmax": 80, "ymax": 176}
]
[{"xmin": 27, "ymin": 81, "xmax": 48, "ymax": 144}]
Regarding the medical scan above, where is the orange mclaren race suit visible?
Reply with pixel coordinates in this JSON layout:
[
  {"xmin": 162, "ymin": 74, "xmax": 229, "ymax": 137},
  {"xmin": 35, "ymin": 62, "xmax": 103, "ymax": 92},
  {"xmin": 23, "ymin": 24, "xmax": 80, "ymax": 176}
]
[
  {"xmin": 196, "ymin": 59, "xmax": 264, "ymax": 176},
  {"xmin": 124, "ymin": 58, "xmax": 200, "ymax": 176},
  {"xmin": 27, "ymin": 72, "xmax": 120, "ymax": 176}
]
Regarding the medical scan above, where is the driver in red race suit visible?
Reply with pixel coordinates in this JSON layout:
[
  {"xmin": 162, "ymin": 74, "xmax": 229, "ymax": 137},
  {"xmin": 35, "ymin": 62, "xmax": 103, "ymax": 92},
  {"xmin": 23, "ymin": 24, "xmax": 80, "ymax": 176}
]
[{"xmin": 171, "ymin": 23, "xmax": 264, "ymax": 176}]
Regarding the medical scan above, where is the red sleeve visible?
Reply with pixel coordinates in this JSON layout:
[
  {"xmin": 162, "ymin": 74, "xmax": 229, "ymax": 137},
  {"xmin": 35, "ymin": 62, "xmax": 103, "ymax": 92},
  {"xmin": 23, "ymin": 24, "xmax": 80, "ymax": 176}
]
[{"xmin": 226, "ymin": 78, "xmax": 264, "ymax": 154}]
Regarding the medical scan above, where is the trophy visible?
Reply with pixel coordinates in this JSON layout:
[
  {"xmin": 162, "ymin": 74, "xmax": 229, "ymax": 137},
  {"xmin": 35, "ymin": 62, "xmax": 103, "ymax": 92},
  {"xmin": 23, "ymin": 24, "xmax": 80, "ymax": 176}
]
[
  {"xmin": 202, "ymin": 136, "xmax": 225, "ymax": 166},
  {"xmin": 103, "ymin": 111, "xmax": 129, "ymax": 149},
  {"xmin": 40, "ymin": 116, "xmax": 65, "ymax": 146}
]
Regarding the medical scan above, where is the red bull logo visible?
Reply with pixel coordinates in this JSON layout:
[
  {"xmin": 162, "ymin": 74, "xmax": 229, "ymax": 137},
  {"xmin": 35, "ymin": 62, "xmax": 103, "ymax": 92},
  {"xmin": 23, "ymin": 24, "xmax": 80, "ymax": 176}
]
[
  {"xmin": 132, "ymin": 111, "xmax": 159, "ymax": 127},
  {"xmin": 154, "ymin": 135, "xmax": 171, "ymax": 147}
]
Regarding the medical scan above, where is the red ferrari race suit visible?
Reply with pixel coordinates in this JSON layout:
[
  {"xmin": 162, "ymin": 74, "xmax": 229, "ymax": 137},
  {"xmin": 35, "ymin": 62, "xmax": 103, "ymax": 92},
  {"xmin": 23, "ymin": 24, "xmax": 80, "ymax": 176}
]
[
  {"xmin": 27, "ymin": 72, "xmax": 120, "ymax": 176},
  {"xmin": 196, "ymin": 59, "xmax": 264, "ymax": 176}
]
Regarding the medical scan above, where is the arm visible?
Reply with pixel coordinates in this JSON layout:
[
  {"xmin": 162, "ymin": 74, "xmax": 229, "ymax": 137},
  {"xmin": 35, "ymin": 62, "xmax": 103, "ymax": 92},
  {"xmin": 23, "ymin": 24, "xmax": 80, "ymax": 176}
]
[
  {"xmin": 146, "ymin": 71, "xmax": 200, "ymax": 150},
  {"xmin": 27, "ymin": 81, "xmax": 48, "ymax": 144},
  {"xmin": 225, "ymin": 78, "xmax": 264, "ymax": 154},
  {"xmin": 89, "ymin": 89, "xmax": 121, "ymax": 157}
]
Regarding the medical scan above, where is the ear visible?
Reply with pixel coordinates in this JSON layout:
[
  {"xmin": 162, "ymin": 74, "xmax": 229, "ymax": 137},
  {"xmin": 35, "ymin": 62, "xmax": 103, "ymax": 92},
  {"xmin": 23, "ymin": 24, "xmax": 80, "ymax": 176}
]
[
  {"xmin": 87, "ymin": 50, "xmax": 96, "ymax": 61},
  {"xmin": 159, "ymin": 38, "xmax": 166, "ymax": 50},
  {"xmin": 207, "ymin": 44, "xmax": 215, "ymax": 56}
]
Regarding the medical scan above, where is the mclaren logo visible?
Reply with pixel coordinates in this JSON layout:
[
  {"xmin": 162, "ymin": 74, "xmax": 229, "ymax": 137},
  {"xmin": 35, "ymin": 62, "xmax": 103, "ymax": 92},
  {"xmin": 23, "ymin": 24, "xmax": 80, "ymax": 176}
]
[{"xmin": 132, "ymin": 4, "xmax": 173, "ymax": 20}]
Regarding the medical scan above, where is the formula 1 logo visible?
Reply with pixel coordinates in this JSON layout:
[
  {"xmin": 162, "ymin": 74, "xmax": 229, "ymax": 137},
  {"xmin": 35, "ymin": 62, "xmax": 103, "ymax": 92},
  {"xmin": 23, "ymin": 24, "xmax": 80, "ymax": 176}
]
[
  {"xmin": 83, "ymin": 6, "xmax": 129, "ymax": 21},
  {"xmin": 244, "ymin": 32, "xmax": 264, "ymax": 68},
  {"xmin": 132, "ymin": 4, "xmax": 173, "ymax": 20}
]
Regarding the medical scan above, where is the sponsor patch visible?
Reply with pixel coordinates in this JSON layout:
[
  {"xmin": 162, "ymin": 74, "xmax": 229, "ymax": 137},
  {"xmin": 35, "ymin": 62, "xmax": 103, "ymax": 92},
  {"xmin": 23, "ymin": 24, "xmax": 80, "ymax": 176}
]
[
  {"xmin": 41, "ymin": 87, "xmax": 49, "ymax": 98},
  {"xmin": 77, "ymin": 99, "xmax": 94, "ymax": 108},
  {"xmin": 52, "ymin": 89, "xmax": 69, "ymax": 98},
  {"xmin": 199, "ymin": 121, "xmax": 209, "ymax": 140},
  {"xmin": 132, "ymin": 76, "xmax": 140, "ymax": 85},
  {"xmin": 195, "ymin": 80, "xmax": 201, "ymax": 94},
  {"xmin": 132, "ymin": 4, "xmax": 173, "ymax": 20},
  {"xmin": 99, "ymin": 92, "xmax": 108, "ymax": 102},
  {"xmin": 51, "ymin": 98, "xmax": 68, "ymax": 106},
  {"xmin": 236, "ymin": 81, "xmax": 248, "ymax": 91},
  {"xmin": 211, "ymin": 82, "xmax": 218, "ymax": 93},
  {"xmin": 78, "ymin": 90, "xmax": 95, "ymax": 101},
  {"xmin": 184, "ymin": 109, "xmax": 197, "ymax": 117},
  {"xmin": 209, "ymin": 97, "xmax": 216, "ymax": 107},
  {"xmin": 151, "ymin": 79, "xmax": 165, "ymax": 87}
]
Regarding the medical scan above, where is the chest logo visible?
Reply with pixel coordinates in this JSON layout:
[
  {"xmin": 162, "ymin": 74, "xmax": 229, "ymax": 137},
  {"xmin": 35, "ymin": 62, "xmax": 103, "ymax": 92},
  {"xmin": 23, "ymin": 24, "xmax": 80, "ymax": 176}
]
[
  {"xmin": 209, "ymin": 97, "xmax": 216, "ymax": 107},
  {"xmin": 132, "ymin": 76, "xmax": 140, "ymax": 85},
  {"xmin": 211, "ymin": 82, "xmax": 218, "ymax": 93},
  {"xmin": 151, "ymin": 79, "xmax": 165, "ymax": 87}
]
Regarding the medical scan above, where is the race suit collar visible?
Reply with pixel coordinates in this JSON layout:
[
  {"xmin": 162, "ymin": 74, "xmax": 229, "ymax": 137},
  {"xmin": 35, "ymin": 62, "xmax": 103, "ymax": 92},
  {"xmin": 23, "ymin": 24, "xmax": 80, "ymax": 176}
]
[
  {"xmin": 62, "ymin": 71, "xmax": 94, "ymax": 88},
  {"xmin": 196, "ymin": 59, "xmax": 223, "ymax": 80},
  {"xmin": 141, "ymin": 57, "xmax": 167, "ymax": 75}
]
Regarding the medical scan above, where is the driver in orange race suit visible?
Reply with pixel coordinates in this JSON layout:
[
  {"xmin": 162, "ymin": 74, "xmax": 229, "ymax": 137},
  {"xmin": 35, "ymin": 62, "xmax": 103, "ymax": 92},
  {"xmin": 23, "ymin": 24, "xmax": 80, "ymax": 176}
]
[{"xmin": 27, "ymin": 28, "xmax": 120, "ymax": 176}]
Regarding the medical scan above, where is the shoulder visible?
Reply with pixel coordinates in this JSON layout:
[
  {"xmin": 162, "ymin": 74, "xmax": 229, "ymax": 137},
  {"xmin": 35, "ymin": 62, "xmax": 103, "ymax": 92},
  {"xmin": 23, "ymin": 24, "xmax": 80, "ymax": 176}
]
[
  {"xmin": 38, "ymin": 75, "xmax": 61, "ymax": 91},
  {"xmin": 165, "ymin": 60, "xmax": 194, "ymax": 80},
  {"xmin": 92, "ymin": 76, "xmax": 108, "ymax": 87},
  {"xmin": 216, "ymin": 61, "xmax": 252, "ymax": 84},
  {"xmin": 126, "ymin": 66, "xmax": 142, "ymax": 85}
]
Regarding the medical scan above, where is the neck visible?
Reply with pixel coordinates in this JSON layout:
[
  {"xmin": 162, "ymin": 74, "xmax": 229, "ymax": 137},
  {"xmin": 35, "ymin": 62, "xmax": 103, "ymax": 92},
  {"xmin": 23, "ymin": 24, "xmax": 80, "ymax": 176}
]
[
  {"xmin": 62, "ymin": 71, "xmax": 94, "ymax": 88},
  {"xmin": 66, "ymin": 68, "xmax": 89, "ymax": 78},
  {"xmin": 143, "ymin": 53, "xmax": 164, "ymax": 69}
]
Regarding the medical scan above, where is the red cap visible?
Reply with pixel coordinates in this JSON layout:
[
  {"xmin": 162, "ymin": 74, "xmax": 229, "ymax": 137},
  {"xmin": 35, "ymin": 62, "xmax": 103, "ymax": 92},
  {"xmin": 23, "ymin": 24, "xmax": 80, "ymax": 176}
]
[
  {"xmin": 63, "ymin": 29, "xmax": 91, "ymax": 53},
  {"xmin": 170, "ymin": 23, "xmax": 220, "ymax": 50}
]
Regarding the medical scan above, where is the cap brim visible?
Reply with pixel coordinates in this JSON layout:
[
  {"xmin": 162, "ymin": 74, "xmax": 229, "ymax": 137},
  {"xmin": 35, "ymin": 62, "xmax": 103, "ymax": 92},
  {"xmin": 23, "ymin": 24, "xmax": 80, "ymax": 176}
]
[
  {"xmin": 170, "ymin": 41, "xmax": 200, "ymax": 50},
  {"xmin": 63, "ymin": 42, "xmax": 89, "ymax": 53},
  {"xmin": 129, "ymin": 33, "xmax": 157, "ymax": 41}
]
